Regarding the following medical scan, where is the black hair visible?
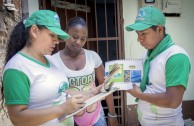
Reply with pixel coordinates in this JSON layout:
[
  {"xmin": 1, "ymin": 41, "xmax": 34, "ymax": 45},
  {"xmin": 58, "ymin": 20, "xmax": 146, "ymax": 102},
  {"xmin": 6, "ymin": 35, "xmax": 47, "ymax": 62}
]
[
  {"xmin": 5, "ymin": 21, "xmax": 28, "ymax": 64},
  {"xmin": 151, "ymin": 25, "xmax": 166, "ymax": 35},
  {"xmin": 66, "ymin": 17, "xmax": 87, "ymax": 32},
  {"xmin": 5, "ymin": 22, "xmax": 46, "ymax": 64}
]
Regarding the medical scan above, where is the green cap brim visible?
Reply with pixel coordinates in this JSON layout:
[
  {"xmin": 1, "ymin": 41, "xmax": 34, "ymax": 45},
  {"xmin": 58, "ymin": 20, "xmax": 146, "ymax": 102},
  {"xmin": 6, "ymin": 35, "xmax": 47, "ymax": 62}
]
[
  {"xmin": 46, "ymin": 26, "xmax": 70, "ymax": 41},
  {"xmin": 125, "ymin": 23, "xmax": 153, "ymax": 31}
]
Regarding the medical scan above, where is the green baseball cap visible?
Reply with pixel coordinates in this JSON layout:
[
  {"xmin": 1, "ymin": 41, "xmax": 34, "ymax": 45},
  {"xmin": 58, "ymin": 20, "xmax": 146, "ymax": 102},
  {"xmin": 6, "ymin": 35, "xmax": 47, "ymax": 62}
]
[
  {"xmin": 24, "ymin": 10, "xmax": 70, "ymax": 40},
  {"xmin": 125, "ymin": 6, "xmax": 166, "ymax": 31}
]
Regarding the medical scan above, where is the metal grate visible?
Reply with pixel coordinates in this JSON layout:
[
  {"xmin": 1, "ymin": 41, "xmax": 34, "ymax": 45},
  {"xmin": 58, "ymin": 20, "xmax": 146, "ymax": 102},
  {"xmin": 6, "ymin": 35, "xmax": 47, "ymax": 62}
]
[{"xmin": 39, "ymin": 0, "xmax": 125, "ymax": 125}]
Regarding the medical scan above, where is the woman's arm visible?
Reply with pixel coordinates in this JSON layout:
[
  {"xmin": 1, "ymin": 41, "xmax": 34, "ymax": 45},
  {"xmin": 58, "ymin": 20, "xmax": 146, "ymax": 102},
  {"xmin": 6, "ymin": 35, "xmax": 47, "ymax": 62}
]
[
  {"xmin": 96, "ymin": 64, "xmax": 118, "ymax": 126},
  {"xmin": 7, "ymin": 94, "xmax": 85, "ymax": 126}
]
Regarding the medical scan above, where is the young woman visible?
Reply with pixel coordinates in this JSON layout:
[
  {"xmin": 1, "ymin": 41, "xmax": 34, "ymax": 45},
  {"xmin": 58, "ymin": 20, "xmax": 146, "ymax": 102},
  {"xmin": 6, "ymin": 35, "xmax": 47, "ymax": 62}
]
[
  {"xmin": 49, "ymin": 17, "xmax": 118, "ymax": 126},
  {"xmin": 1, "ymin": 10, "xmax": 86, "ymax": 126}
]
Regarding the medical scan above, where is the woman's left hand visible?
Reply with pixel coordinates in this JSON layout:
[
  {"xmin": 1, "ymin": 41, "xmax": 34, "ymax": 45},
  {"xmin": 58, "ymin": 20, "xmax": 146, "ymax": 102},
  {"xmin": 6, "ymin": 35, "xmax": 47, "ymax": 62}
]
[
  {"xmin": 90, "ymin": 84, "xmax": 103, "ymax": 95},
  {"xmin": 108, "ymin": 116, "xmax": 118, "ymax": 126}
]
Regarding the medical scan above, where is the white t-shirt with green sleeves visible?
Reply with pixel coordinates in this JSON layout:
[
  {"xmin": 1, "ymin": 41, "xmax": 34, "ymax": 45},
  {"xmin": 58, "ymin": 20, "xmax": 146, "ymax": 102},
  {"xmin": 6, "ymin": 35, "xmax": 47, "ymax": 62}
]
[
  {"xmin": 138, "ymin": 45, "xmax": 191, "ymax": 126},
  {"xmin": 3, "ymin": 52, "xmax": 73, "ymax": 126}
]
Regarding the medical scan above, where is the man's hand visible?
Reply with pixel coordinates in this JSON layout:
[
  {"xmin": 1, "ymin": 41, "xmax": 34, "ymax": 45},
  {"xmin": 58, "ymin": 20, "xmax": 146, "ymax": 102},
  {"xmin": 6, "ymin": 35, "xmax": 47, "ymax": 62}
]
[{"xmin": 127, "ymin": 84, "xmax": 142, "ymax": 98}]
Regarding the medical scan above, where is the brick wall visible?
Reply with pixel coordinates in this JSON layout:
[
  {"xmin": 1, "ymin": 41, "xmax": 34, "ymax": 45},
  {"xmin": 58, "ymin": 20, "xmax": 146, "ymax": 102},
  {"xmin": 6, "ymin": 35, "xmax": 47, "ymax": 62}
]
[
  {"xmin": 0, "ymin": 3, "xmax": 21, "ymax": 125},
  {"xmin": 0, "ymin": 13, "xmax": 16, "ymax": 85},
  {"xmin": 0, "ymin": 0, "xmax": 22, "ymax": 98},
  {"xmin": 0, "ymin": 32, "xmax": 6, "ymax": 77}
]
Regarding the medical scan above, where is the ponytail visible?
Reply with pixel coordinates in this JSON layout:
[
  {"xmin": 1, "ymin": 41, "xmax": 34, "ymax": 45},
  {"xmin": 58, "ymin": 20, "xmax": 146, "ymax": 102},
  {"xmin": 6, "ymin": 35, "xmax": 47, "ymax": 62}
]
[{"xmin": 5, "ymin": 21, "xmax": 28, "ymax": 64}]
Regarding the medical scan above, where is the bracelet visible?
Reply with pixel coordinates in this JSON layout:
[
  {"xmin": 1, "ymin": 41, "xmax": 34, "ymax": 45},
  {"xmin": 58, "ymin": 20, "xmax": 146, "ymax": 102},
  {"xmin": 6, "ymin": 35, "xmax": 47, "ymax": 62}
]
[{"xmin": 108, "ymin": 112, "xmax": 117, "ymax": 118}]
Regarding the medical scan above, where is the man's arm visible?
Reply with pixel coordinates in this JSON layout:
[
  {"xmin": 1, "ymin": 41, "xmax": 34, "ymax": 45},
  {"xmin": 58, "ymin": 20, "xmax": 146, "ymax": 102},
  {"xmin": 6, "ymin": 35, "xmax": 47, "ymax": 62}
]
[{"xmin": 128, "ymin": 85, "xmax": 185, "ymax": 108}]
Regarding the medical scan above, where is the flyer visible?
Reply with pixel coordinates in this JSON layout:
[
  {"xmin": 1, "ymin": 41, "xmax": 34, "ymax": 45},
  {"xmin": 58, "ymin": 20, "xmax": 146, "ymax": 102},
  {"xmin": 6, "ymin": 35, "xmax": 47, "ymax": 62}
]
[{"xmin": 105, "ymin": 59, "xmax": 143, "ymax": 90}]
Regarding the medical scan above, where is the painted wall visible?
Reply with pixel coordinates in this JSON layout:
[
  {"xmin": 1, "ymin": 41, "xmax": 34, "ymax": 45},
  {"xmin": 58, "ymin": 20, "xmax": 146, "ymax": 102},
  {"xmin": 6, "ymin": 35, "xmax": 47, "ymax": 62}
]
[
  {"xmin": 28, "ymin": 0, "xmax": 39, "ymax": 15},
  {"xmin": 123, "ymin": 0, "xmax": 194, "ymax": 105}
]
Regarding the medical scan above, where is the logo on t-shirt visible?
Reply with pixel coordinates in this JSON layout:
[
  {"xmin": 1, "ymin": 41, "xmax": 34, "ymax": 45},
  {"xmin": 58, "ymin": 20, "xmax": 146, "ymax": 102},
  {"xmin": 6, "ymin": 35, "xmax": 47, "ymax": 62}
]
[
  {"xmin": 58, "ymin": 82, "xmax": 69, "ymax": 93},
  {"xmin": 68, "ymin": 71, "xmax": 95, "ymax": 91}
]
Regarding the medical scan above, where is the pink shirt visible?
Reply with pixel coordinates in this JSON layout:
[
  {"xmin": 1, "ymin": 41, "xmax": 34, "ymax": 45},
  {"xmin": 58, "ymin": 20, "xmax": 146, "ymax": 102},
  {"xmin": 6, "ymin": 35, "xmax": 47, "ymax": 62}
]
[{"xmin": 74, "ymin": 101, "xmax": 101, "ymax": 126}]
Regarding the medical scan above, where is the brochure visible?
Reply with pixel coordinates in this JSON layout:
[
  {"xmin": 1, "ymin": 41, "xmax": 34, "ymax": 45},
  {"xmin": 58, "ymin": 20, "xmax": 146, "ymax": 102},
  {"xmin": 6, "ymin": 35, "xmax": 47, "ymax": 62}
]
[{"xmin": 105, "ymin": 59, "xmax": 143, "ymax": 90}]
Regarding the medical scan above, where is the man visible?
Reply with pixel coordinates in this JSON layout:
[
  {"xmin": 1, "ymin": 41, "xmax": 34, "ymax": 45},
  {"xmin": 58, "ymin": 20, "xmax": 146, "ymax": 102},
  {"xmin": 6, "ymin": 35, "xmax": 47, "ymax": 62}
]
[{"xmin": 126, "ymin": 6, "xmax": 191, "ymax": 126}]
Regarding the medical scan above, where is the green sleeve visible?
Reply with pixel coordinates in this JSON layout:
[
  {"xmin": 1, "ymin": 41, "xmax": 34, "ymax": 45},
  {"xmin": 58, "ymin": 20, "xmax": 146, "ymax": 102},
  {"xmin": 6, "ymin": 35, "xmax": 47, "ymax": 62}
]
[
  {"xmin": 165, "ymin": 54, "xmax": 191, "ymax": 89},
  {"xmin": 3, "ymin": 69, "xmax": 30, "ymax": 105}
]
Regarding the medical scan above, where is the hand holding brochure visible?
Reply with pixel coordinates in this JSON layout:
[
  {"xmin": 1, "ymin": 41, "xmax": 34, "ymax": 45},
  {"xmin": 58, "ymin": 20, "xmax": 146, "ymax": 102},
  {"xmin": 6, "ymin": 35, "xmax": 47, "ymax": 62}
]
[
  {"xmin": 102, "ymin": 63, "xmax": 122, "ymax": 92},
  {"xmin": 105, "ymin": 59, "xmax": 143, "ymax": 90}
]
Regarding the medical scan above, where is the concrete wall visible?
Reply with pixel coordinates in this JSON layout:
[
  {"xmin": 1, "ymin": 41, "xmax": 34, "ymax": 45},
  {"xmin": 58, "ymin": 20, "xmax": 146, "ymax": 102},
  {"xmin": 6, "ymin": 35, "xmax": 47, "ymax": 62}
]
[{"xmin": 28, "ymin": 0, "xmax": 39, "ymax": 15}]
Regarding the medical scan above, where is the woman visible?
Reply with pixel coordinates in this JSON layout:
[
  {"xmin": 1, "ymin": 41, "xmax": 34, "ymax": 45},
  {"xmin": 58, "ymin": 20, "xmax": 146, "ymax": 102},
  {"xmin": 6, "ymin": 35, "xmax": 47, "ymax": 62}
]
[
  {"xmin": 49, "ymin": 17, "xmax": 118, "ymax": 126},
  {"xmin": 1, "ymin": 10, "xmax": 86, "ymax": 126}
]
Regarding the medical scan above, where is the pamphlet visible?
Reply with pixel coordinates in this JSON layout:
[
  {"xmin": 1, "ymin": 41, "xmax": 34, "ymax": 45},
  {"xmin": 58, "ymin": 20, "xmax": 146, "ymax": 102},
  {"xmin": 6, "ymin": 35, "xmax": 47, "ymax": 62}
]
[{"xmin": 105, "ymin": 59, "xmax": 143, "ymax": 90}]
